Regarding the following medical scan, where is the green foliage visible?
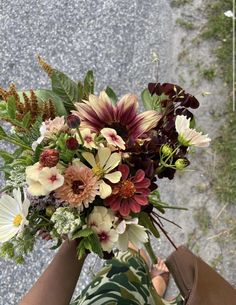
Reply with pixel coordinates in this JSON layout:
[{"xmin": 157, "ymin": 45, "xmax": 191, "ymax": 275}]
[
  {"xmin": 6, "ymin": 96, "xmax": 16, "ymax": 119},
  {"xmin": 0, "ymin": 125, "xmax": 32, "ymax": 150},
  {"xmin": 170, "ymin": 0, "xmax": 193, "ymax": 7},
  {"xmin": 201, "ymin": 0, "xmax": 235, "ymax": 204},
  {"xmin": 211, "ymin": 103, "xmax": 236, "ymax": 204},
  {"xmin": 83, "ymin": 70, "xmax": 94, "ymax": 98},
  {"xmin": 141, "ymin": 89, "xmax": 167, "ymax": 112},
  {"xmin": 76, "ymin": 231, "xmax": 103, "ymax": 259},
  {"xmin": 105, "ymin": 86, "xmax": 118, "ymax": 105},
  {"xmin": 139, "ymin": 212, "xmax": 160, "ymax": 238},
  {"xmin": 0, "ymin": 228, "xmax": 36, "ymax": 264},
  {"xmin": 148, "ymin": 189, "xmax": 187, "ymax": 212},
  {"xmin": 201, "ymin": 67, "xmax": 216, "ymax": 81},
  {"xmin": 72, "ymin": 227, "xmax": 94, "ymax": 239},
  {"xmin": 51, "ymin": 70, "xmax": 79, "ymax": 112},
  {"xmin": 201, "ymin": 0, "xmax": 232, "ymax": 85}
]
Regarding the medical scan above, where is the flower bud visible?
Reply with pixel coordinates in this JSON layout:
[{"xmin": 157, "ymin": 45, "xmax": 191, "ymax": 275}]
[
  {"xmin": 66, "ymin": 114, "xmax": 80, "ymax": 129},
  {"xmin": 66, "ymin": 137, "xmax": 79, "ymax": 150},
  {"xmin": 175, "ymin": 158, "xmax": 188, "ymax": 170},
  {"xmin": 46, "ymin": 205, "xmax": 56, "ymax": 217},
  {"xmin": 161, "ymin": 144, "xmax": 172, "ymax": 156},
  {"xmin": 40, "ymin": 149, "xmax": 59, "ymax": 167}
]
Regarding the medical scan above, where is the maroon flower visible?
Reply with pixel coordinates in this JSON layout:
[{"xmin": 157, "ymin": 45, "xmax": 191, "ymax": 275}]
[
  {"xmin": 39, "ymin": 149, "xmax": 59, "ymax": 167},
  {"xmin": 105, "ymin": 164, "xmax": 151, "ymax": 217},
  {"xmin": 148, "ymin": 82, "xmax": 199, "ymax": 109},
  {"xmin": 66, "ymin": 114, "xmax": 81, "ymax": 129},
  {"xmin": 66, "ymin": 137, "xmax": 79, "ymax": 150},
  {"xmin": 72, "ymin": 91, "xmax": 162, "ymax": 141}
]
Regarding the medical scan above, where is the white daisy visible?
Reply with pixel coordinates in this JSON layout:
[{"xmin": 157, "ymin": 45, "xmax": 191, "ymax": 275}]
[
  {"xmin": 175, "ymin": 115, "xmax": 211, "ymax": 147},
  {"xmin": 0, "ymin": 189, "xmax": 30, "ymax": 243}
]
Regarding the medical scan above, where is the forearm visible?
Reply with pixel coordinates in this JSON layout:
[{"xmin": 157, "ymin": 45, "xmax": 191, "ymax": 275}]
[{"xmin": 19, "ymin": 240, "xmax": 86, "ymax": 305}]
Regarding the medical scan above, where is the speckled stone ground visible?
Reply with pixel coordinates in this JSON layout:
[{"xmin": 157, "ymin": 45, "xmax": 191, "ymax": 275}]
[{"xmin": 0, "ymin": 0, "xmax": 235, "ymax": 304}]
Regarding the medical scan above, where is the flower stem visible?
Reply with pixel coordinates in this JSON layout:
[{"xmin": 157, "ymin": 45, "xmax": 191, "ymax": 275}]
[
  {"xmin": 76, "ymin": 127, "xmax": 84, "ymax": 145},
  {"xmin": 144, "ymin": 240, "xmax": 157, "ymax": 265}
]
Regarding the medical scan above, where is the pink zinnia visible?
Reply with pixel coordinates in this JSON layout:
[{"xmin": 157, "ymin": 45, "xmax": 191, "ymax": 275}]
[
  {"xmin": 105, "ymin": 164, "xmax": 151, "ymax": 216},
  {"xmin": 55, "ymin": 165, "xmax": 99, "ymax": 209}
]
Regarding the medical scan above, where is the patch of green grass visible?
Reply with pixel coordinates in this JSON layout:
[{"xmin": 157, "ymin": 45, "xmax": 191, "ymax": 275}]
[
  {"xmin": 194, "ymin": 206, "xmax": 212, "ymax": 233},
  {"xmin": 202, "ymin": 0, "xmax": 235, "ymax": 204},
  {"xmin": 176, "ymin": 18, "xmax": 196, "ymax": 30},
  {"xmin": 201, "ymin": 0, "xmax": 232, "ymax": 84},
  {"xmin": 201, "ymin": 67, "xmax": 216, "ymax": 81},
  {"xmin": 170, "ymin": 0, "xmax": 193, "ymax": 7},
  {"xmin": 211, "ymin": 103, "xmax": 236, "ymax": 204}
]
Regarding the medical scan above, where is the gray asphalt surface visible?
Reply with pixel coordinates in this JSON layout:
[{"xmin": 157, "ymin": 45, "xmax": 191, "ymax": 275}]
[{"xmin": 0, "ymin": 1, "xmax": 173, "ymax": 304}]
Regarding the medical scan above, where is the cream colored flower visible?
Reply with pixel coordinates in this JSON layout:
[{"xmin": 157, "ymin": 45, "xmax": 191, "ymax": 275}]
[
  {"xmin": 77, "ymin": 128, "xmax": 97, "ymax": 149},
  {"xmin": 116, "ymin": 218, "xmax": 148, "ymax": 251},
  {"xmin": 82, "ymin": 147, "xmax": 122, "ymax": 199},
  {"xmin": 26, "ymin": 162, "xmax": 64, "ymax": 196},
  {"xmin": 88, "ymin": 206, "xmax": 118, "ymax": 253},
  {"xmin": 175, "ymin": 115, "xmax": 211, "ymax": 147},
  {"xmin": 0, "ymin": 189, "xmax": 30, "ymax": 242},
  {"xmin": 101, "ymin": 128, "xmax": 126, "ymax": 150},
  {"xmin": 88, "ymin": 206, "xmax": 115, "ymax": 229},
  {"xmin": 95, "ymin": 224, "xmax": 118, "ymax": 252}
]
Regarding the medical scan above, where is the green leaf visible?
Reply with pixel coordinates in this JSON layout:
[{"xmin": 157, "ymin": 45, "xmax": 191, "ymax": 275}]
[
  {"xmin": 22, "ymin": 112, "xmax": 31, "ymax": 128},
  {"xmin": 77, "ymin": 240, "xmax": 86, "ymax": 259},
  {"xmin": 0, "ymin": 129, "xmax": 32, "ymax": 150},
  {"xmin": 17, "ymin": 89, "xmax": 67, "ymax": 116},
  {"xmin": 0, "ymin": 126, "xmax": 7, "ymax": 137},
  {"xmin": 51, "ymin": 70, "xmax": 79, "ymax": 112},
  {"xmin": 6, "ymin": 96, "xmax": 16, "ymax": 119},
  {"xmin": 141, "ymin": 89, "xmax": 154, "ymax": 110},
  {"xmin": 141, "ymin": 89, "xmax": 168, "ymax": 112},
  {"xmin": 77, "ymin": 81, "xmax": 84, "ymax": 101},
  {"xmin": 0, "ymin": 150, "xmax": 14, "ymax": 164},
  {"xmin": 72, "ymin": 227, "xmax": 94, "ymax": 239},
  {"xmin": 83, "ymin": 70, "xmax": 94, "ymax": 97},
  {"xmin": 139, "ymin": 212, "xmax": 160, "ymax": 239},
  {"xmin": 83, "ymin": 239, "xmax": 92, "ymax": 252},
  {"xmin": 88, "ymin": 233, "xmax": 103, "ymax": 258},
  {"xmin": 105, "ymin": 86, "xmax": 118, "ymax": 105}
]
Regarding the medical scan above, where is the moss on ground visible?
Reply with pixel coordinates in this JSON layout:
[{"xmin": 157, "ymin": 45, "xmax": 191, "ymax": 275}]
[{"xmin": 202, "ymin": 0, "xmax": 235, "ymax": 205}]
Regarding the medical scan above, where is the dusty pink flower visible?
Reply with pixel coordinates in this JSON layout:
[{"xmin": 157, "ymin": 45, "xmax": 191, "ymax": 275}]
[
  {"xmin": 39, "ymin": 149, "xmax": 59, "ymax": 167},
  {"xmin": 55, "ymin": 165, "xmax": 99, "ymax": 209},
  {"xmin": 105, "ymin": 164, "xmax": 151, "ymax": 216}
]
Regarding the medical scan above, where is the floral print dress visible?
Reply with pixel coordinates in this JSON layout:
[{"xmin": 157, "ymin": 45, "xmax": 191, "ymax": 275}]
[{"xmin": 71, "ymin": 249, "xmax": 183, "ymax": 305}]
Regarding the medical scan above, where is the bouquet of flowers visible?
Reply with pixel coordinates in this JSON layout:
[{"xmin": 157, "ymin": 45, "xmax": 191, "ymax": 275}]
[{"xmin": 0, "ymin": 57, "xmax": 210, "ymax": 263}]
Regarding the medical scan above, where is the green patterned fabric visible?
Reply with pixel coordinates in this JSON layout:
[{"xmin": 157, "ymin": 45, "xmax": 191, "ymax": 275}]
[{"xmin": 71, "ymin": 250, "xmax": 183, "ymax": 305}]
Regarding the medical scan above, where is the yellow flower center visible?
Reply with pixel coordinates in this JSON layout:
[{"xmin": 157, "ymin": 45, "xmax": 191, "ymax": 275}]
[
  {"xmin": 92, "ymin": 165, "xmax": 104, "ymax": 178},
  {"xmin": 13, "ymin": 214, "xmax": 23, "ymax": 227}
]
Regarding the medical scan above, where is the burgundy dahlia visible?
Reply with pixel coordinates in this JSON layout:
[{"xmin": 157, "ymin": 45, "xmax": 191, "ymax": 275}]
[
  {"xmin": 39, "ymin": 149, "xmax": 59, "ymax": 167},
  {"xmin": 105, "ymin": 164, "xmax": 151, "ymax": 217}
]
